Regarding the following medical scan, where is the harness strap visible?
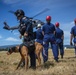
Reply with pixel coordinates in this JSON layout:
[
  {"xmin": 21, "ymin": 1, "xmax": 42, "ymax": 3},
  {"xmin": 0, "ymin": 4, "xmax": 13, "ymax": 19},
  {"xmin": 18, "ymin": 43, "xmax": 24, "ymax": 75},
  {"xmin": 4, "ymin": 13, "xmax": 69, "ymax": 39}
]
[{"xmin": 19, "ymin": 40, "xmax": 35, "ymax": 54}]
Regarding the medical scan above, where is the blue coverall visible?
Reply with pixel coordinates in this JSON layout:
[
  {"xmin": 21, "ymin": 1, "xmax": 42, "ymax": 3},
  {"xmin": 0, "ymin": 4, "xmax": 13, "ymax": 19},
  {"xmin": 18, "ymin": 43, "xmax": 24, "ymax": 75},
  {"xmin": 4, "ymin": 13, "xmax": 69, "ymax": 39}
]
[
  {"xmin": 42, "ymin": 23, "xmax": 58, "ymax": 63},
  {"xmin": 55, "ymin": 27, "xmax": 64, "ymax": 58},
  {"xmin": 70, "ymin": 25, "xmax": 76, "ymax": 56},
  {"xmin": 35, "ymin": 28, "xmax": 43, "ymax": 45}
]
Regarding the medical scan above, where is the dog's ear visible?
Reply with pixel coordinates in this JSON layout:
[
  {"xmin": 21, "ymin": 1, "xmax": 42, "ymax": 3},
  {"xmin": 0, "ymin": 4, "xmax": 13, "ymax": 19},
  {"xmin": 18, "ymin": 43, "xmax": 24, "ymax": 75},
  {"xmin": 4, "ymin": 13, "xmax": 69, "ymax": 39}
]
[
  {"xmin": 7, "ymin": 52, "xmax": 11, "ymax": 55},
  {"xmin": 7, "ymin": 48, "xmax": 13, "ymax": 55}
]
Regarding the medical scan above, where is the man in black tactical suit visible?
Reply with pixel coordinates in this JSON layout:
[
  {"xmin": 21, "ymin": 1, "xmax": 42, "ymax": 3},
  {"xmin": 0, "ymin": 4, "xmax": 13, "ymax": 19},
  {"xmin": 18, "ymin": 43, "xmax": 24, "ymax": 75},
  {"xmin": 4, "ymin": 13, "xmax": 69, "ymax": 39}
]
[{"xmin": 3, "ymin": 9, "xmax": 36, "ymax": 69}]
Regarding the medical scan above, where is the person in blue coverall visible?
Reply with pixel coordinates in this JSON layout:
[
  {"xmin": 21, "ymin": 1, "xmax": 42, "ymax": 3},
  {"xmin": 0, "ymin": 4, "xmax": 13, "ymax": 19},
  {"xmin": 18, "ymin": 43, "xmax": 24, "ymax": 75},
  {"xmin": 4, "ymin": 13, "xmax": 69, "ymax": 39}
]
[
  {"xmin": 35, "ymin": 24, "xmax": 43, "ymax": 45},
  {"xmin": 55, "ymin": 22, "xmax": 64, "ymax": 59},
  {"xmin": 70, "ymin": 18, "xmax": 76, "ymax": 57},
  {"xmin": 35, "ymin": 24, "xmax": 44, "ymax": 63},
  {"xmin": 42, "ymin": 16, "xmax": 58, "ymax": 62}
]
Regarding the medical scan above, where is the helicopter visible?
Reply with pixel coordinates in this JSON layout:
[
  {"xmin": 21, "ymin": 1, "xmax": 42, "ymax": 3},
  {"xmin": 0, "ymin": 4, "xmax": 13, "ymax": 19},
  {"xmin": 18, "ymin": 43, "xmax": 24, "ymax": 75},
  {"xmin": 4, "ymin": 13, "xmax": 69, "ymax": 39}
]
[{"xmin": 3, "ymin": 8, "xmax": 50, "ymax": 31}]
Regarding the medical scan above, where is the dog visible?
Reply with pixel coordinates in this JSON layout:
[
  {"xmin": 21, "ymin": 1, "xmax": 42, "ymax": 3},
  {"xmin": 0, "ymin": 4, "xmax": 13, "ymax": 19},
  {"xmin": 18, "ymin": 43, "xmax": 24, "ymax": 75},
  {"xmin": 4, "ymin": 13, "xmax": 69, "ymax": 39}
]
[
  {"xmin": 7, "ymin": 42, "xmax": 43, "ymax": 70},
  {"xmin": 7, "ymin": 45, "xmax": 29, "ymax": 71},
  {"xmin": 35, "ymin": 42, "xmax": 43, "ymax": 66}
]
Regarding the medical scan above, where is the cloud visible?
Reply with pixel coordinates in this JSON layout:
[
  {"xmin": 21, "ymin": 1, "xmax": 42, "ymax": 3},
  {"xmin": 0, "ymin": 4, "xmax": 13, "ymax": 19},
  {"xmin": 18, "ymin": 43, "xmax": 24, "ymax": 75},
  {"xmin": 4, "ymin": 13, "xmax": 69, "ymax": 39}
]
[
  {"xmin": 0, "ymin": 37, "xmax": 22, "ymax": 46},
  {"xmin": 0, "ymin": 35, "xmax": 2, "ymax": 39},
  {"xmin": 60, "ymin": 21, "xmax": 75, "ymax": 45},
  {"xmin": 61, "ymin": 21, "xmax": 74, "ymax": 30},
  {"xmin": 60, "ymin": 21, "xmax": 74, "ymax": 35},
  {"xmin": 64, "ymin": 31, "xmax": 70, "ymax": 37},
  {"xmin": 2, "ymin": 0, "xmax": 76, "ymax": 8},
  {"xmin": 13, "ymin": 32, "xmax": 19, "ymax": 35},
  {"xmin": 2, "ymin": 0, "xmax": 22, "ymax": 4},
  {"xmin": 5, "ymin": 37, "xmax": 20, "ymax": 42}
]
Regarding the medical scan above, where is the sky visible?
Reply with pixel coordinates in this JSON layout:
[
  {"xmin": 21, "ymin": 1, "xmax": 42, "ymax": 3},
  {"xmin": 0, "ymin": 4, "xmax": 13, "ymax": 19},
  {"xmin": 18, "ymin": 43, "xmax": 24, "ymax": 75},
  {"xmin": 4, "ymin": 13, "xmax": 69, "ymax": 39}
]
[{"xmin": 0, "ymin": 0, "xmax": 76, "ymax": 46}]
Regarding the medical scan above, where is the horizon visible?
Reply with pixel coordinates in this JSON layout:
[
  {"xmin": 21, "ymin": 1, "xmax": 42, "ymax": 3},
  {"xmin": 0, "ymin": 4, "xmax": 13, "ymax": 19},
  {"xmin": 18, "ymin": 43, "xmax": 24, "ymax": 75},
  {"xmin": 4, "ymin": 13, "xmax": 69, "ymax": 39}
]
[{"xmin": 0, "ymin": 43, "xmax": 74, "ymax": 47}]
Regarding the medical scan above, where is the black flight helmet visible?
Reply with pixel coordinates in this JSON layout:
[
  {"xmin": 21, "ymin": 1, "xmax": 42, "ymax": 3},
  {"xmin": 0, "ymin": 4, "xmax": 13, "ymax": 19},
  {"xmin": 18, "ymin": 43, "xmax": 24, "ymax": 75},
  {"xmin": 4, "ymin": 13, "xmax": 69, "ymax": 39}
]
[{"xmin": 14, "ymin": 9, "xmax": 25, "ymax": 19}]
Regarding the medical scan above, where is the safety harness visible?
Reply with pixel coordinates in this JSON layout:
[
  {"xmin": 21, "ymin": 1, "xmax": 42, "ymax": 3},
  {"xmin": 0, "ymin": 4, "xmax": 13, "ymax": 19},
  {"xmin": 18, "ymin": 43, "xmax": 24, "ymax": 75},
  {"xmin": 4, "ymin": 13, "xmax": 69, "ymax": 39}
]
[{"xmin": 19, "ymin": 40, "xmax": 35, "ymax": 54}]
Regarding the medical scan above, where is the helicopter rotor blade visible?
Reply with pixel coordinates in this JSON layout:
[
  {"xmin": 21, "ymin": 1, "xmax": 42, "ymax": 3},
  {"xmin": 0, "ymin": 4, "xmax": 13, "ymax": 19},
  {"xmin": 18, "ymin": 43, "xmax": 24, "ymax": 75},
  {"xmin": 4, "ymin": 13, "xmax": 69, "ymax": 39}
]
[
  {"xmin": 8, "ymin": 11, "xmax": 15, "ymax": 14},
  {"xmin": 8, "ymin": 8, "xmax": 50, "ymax": 19},
  {"xmin": 32, "ymin": 8, "xmax": 50, "ymax": 18}
]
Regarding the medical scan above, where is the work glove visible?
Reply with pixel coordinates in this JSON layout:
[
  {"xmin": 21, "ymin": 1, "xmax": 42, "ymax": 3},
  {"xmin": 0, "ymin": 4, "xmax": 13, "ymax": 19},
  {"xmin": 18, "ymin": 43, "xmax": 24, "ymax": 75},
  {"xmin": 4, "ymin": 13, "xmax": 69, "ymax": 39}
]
[{"xmin": 3, "ymin": 22, "xmax": 10, "ymax": 30}]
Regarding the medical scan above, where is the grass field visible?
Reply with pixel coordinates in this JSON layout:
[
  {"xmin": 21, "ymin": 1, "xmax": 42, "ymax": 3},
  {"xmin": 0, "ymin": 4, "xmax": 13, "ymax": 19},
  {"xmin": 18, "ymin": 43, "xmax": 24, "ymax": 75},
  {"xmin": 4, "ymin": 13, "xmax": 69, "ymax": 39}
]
[{"xmin": 0, "ymin": 49, "xmax": 76, "ymax": 75}]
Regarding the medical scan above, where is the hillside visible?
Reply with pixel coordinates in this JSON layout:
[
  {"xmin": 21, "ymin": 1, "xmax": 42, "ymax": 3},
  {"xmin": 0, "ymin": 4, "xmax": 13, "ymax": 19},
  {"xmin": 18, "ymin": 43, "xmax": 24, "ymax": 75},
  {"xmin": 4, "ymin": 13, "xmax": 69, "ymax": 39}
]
[{"xmin": 0, "ymin": 44, "xmax": 19, "ymax": 50}]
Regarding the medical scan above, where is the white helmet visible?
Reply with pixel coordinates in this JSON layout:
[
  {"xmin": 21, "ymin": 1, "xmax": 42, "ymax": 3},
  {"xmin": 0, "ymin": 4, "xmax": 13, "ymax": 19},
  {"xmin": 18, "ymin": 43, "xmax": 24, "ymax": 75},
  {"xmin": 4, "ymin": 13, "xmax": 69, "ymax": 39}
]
[{"xmin": 37, "ymin": 24, "xmax": 41, "ymax": 28}]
